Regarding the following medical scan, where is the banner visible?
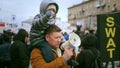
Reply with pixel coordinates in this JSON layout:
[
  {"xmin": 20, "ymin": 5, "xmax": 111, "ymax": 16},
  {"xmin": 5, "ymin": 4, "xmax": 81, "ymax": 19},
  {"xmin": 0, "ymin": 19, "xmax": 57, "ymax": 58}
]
[
  {"xmin": 0, "ymin": 22, "xmax": 5, "ymax": 26},
  {"xmin": 97, "ymin": 12, "xmax": 120, "ymax": 62}
]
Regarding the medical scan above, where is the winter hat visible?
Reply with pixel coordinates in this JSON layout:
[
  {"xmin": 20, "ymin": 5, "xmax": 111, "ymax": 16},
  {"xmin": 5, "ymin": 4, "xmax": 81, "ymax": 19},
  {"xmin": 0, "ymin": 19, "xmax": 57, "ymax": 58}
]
[
  {"xmin": 13, "ymin": 29, "xmax": 28, "ymax": 43},
  {"xmin": 82, "ymin": 34, "xmax": 97, "ymax": 48},
  {"xmin": 46, "ymin": 4, "xmax": 56, "ymax": 12}
]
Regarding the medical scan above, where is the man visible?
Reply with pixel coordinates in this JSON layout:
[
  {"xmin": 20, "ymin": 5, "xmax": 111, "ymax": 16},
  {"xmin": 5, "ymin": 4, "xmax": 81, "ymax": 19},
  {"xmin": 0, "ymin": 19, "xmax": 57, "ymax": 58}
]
[
  {"xmin": 30, "ymin": 25, "xmax": 73, "ymax": 68},
  {"xmin": 0, "ymin": 30, "xmax": 12, "ymax": 68},
  {"xmin": 30, "ymin": 0, "xmax": 79, "ymax": 67},
  {"xmin": 75, "ymin": 34, "xmax": 103, "ymax": 68},
  {"xmin": 10, "ymin": 29, "xmax": 29, "ymax": 68}
]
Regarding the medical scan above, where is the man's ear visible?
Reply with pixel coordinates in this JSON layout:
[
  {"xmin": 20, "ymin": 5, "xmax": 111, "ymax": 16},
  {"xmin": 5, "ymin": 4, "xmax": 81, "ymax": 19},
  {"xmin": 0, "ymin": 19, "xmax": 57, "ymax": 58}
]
[{"xmin": 45, "ymin": 35, "xmax": 49, "ymax": 41}]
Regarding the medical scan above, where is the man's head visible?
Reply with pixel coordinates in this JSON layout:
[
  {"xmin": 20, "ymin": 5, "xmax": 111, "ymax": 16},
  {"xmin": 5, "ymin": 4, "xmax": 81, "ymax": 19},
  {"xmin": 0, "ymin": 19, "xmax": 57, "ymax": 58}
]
[
  {"xmin": 13, "ymin": 29, "xmax": 29, "ymax": 43},
  {"xmin": 82, "ymin": 34, "xmax": 97, "ymax": 48},
  {"xmin": 45, "ymin": 25, "xmax": 62, "ymax": 49}
]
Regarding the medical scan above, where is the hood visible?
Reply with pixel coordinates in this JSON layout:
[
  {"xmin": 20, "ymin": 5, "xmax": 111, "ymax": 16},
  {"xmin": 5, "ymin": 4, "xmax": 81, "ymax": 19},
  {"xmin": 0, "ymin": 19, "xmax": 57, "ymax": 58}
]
[
  {"xmin": 82, "ymin": 34, "xmax": 97, "ymax": 48},
  {"xmin": 13, "ymin": 29, "xmax": 28, "ymax": 43},
  {"xmin": 40, "ymin": 0, "xmax": 59, "ymax": 16}
]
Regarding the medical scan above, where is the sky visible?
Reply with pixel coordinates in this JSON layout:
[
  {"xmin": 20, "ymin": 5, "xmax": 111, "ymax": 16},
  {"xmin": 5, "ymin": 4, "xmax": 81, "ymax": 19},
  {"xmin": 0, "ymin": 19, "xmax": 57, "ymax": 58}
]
[{"xmin": 0, "ymin": 0, "xmax": 82, "ymax": 24}]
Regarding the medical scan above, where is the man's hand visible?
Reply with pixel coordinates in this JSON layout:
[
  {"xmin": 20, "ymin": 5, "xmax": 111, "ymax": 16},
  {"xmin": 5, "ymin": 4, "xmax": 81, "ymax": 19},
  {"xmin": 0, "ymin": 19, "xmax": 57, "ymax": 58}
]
[{"xmin": 62, "ymin": 45, "xmax": 73, "ymax": 61}]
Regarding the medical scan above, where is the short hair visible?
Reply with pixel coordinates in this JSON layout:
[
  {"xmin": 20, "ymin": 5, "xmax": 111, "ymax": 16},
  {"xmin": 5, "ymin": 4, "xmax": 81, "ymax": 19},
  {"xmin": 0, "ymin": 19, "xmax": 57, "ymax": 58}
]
[{"xmin": 44, "ymin": 24, "xmax": 61, "ymax": 35}]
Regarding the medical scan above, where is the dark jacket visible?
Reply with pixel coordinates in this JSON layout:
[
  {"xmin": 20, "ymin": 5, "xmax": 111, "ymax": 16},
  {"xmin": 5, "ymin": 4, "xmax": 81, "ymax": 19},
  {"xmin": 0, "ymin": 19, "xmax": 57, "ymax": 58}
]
[
  {"xmin": 10, "ymin": 29, "xmax": 29, "ymax": 68},
  {"xmin": 75, "ymin": 34, "xmax": 99, "ymax": 68},
  {"xmin": 0, "ymin": 42, "xmax": 11, "ymax": 62},
  {"xmin": 0, "ymin": 33, "xmax": 11, "ymax": 62},
  {"xmin": 75, "ymin": 48, "xmax": 99, "ymax": 68}
]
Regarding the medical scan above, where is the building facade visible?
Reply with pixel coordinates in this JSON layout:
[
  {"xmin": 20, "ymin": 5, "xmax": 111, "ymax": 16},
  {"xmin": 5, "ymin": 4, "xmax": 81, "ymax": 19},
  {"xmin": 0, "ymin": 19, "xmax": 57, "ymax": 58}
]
[{"xmin": 68, "ymin": 0, "xmax": 120, "ymax": 31}]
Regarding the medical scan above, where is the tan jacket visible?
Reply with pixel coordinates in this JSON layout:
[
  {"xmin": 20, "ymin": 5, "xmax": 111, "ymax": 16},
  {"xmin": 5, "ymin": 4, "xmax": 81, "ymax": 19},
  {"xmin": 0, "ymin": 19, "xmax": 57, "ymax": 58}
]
[{"xmin": 30, "ymin": 48, "xmax": 68, "ymax": 68}]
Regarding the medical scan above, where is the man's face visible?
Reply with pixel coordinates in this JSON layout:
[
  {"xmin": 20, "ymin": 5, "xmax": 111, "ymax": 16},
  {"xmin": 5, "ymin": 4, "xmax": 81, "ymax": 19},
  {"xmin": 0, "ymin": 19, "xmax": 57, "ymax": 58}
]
[{"xmin": 45, "ymin": 32, "xmax": 62, "ymax": 49}]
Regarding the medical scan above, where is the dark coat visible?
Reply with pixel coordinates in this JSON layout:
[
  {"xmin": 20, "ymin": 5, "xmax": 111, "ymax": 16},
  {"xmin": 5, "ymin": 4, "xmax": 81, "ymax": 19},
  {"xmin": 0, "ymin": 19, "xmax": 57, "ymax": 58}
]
[
  {"xmin": 0, "ymin": 42, "xmax": 11, "ymax": 62},
  {"xmin": 10, "ymin": 29, "xmax": 29, "ymax": 68},
  {"xmin": 75, "ymin": 48, "xmax": 99, "ymax": 68},
  {"xmin": 0, "ymin": 32, "xmax": 11, "ymax": 62},
  {"xmin": 75, "ymin": 34, "xmax": 99, "ymax": 68}
]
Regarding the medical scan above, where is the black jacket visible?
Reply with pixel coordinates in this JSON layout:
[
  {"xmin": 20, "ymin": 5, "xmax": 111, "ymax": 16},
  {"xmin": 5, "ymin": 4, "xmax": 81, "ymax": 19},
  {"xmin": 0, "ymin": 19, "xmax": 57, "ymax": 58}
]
[
  {"xmin": 75, "ymin": 48, "xmax": 99, "ymax": 68},
  {"xmin": 0, "ymin": 42, "xmax": 11, "ymax": 62},
  {"xmin": 75, "ymin": 34, "xmax": 99, "ymax": 68},
  {"xmin": 0, "ymin": 32, "xmax": 11, "ymax": 62},
  {"xmin": 10, "ymin": 29, "xmax": 29, "ymax": 68}
]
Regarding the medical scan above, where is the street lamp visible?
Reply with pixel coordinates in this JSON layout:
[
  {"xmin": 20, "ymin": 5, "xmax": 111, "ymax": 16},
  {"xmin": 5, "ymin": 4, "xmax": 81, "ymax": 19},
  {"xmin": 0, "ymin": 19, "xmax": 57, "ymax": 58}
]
[
  {"xmin": 0, "ymin": 8, "xmax": 1, "ymax": 11},
  {"xmin": 12, "ymin": 15, "xmax": 16, "ymax": 23},
  {"xmin": 11, "ymin": 15, "xmax": 16, "ymax": 32}
]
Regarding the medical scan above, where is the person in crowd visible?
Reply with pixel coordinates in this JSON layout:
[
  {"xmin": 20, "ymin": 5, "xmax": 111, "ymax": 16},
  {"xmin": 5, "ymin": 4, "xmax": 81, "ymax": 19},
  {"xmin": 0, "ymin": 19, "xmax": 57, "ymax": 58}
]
[
  {"xmin": 79, "ymin": 31, "xmax": 86, "ymax": 40},
  {"xmin": 29, "ymin": 0, "xmax": 78, "ymax": 67},
  {"xmin": 30, "ymin": 0, "xmax": 59, "ymax": 46},
  {"xmin": 89, "ymin": 29, "xmax": 95, "ymax": 34},
  {"xmin": 30, "ymin": 24, "xmax": 73, "ymax": 68},
  {"xmin": 104, "ymin": 61, "xmax": 115, "ymax": 68},
  {"xmin": 10, "ymin": 29, "xmax": 29, "ymax": 68},
  {"xmin": 62, "ymin": 32, "xmax": 79, "ymax": 67},
  {"xmin": 79, "ymin": 46, "xmax": 84, "ymax": 53},
  {"xmin": 116, "ymin": 61, "xmax": 120, "ymax": 67},
  {"xmin": 0, "ymin": 30, "xmax": 12, "ymax": 68},
  {"xmin": 63, "ymin": 32, "xmax": 69, "ymax": 41},
  {"xmin": 75, "ymin": 34, "xmax": 100, "ymax": 68}
]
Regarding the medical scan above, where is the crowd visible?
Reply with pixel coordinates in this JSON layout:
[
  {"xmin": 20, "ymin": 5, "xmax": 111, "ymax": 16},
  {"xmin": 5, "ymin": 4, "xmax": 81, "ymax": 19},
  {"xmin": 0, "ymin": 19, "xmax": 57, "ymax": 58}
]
[{"xmin": 0, "ymin": 0, "xmax": 120, "ymax": 68}]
